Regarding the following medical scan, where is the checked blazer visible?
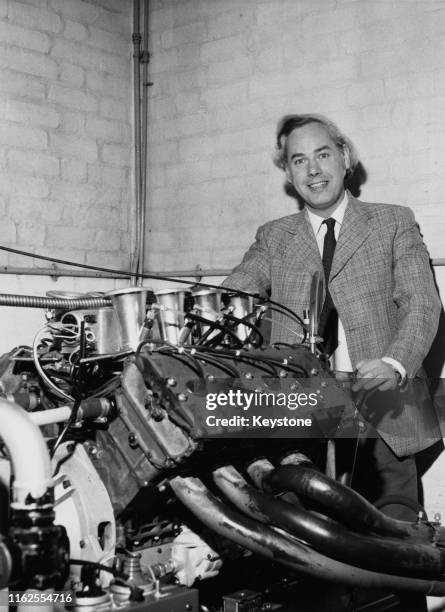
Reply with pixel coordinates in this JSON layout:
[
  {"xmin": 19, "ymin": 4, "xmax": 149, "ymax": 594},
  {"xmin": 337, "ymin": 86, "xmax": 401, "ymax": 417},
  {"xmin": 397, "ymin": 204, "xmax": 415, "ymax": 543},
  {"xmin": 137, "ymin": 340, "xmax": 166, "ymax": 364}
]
[{"xmin": 223, "ymin": 195, "xmax": 442, "ymax": 456}]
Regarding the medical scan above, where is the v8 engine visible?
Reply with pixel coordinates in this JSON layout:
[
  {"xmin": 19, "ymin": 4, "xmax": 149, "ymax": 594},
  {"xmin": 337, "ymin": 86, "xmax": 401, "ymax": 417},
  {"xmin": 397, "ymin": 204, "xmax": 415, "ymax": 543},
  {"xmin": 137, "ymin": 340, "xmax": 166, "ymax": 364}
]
[{"xmin": 0, "ymin": 285, "xmax": 444, "ymax": 612}]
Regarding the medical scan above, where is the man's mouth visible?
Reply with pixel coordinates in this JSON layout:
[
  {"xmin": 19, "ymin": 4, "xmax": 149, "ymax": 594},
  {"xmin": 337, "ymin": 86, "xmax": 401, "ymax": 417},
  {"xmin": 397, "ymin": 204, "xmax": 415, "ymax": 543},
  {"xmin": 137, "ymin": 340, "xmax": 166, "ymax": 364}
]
[{"xmin": 307, "ymin": 180, "xmax": 329, "ymax": 192}]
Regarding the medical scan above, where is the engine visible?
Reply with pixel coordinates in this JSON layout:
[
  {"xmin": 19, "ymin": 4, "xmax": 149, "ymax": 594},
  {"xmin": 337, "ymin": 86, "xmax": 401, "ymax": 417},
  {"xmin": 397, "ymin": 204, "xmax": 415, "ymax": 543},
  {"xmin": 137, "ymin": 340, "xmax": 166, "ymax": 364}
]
[{"xmin": 0, "ymin": 284, "xmax": 444, "ymax": 612}]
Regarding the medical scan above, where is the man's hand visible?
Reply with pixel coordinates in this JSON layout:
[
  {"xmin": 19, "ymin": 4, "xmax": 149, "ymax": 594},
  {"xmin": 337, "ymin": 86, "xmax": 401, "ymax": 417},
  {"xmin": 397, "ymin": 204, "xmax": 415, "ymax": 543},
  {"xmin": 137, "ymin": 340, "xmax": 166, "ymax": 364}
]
[{"xmin": 352, "ymin": 359, "xmax": 400, "ymax": 392}]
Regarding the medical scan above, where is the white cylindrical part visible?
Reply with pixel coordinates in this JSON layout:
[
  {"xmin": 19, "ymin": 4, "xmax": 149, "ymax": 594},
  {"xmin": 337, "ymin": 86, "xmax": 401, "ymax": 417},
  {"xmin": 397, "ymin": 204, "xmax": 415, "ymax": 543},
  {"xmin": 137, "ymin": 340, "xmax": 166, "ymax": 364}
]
[
  {"xmin": 105, "ymin": 287, "xmax": 149, "ymax": 351},
  {"xmin": 28, "ymin": 406, "xmax": 71, "ymax": 426},
  {"xmin": 0, "ymin": 398, "xmax": 53, "ymax": 507},
  {"xmin": 155, "ymin": 287, "xmax": 187, "ymax": 345}
]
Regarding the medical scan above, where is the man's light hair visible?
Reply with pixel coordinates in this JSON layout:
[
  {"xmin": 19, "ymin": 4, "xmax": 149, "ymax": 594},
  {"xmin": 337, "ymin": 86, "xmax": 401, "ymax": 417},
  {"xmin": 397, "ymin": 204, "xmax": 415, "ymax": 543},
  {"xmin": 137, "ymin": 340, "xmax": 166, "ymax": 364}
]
[{"xmin": 273, "ymin": 113, "xmax": 359, "ymax": 176}]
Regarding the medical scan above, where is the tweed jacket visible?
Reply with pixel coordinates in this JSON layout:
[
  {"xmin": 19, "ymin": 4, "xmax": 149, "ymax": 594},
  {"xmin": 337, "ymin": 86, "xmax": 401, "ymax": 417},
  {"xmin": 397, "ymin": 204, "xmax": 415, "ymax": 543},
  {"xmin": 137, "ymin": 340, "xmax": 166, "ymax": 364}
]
[{"xmin": 223, "ymin": 195, "xmax": 442, "ymax": 456}]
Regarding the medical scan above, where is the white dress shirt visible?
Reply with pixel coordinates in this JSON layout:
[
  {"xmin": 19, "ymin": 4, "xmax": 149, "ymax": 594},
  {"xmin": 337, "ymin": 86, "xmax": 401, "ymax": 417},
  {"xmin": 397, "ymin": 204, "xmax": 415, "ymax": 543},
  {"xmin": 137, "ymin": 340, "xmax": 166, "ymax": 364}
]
[{"xmin": 306, "ymin": 193, "xmax": 406, "ymax": 380}]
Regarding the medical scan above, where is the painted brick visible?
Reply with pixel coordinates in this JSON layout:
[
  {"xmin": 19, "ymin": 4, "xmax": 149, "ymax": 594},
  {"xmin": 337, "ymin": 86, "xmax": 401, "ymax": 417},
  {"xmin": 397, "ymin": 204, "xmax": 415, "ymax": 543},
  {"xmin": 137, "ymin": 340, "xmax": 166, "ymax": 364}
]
[
  {"xmin": 8, "ymin": 2, "xmax": 62, "ymax": 33},
  {"xmin": 253, "ymin": 46, "xmax": 284, "ymax": 74},
  {"xmin": 149, "ymin": 141, "xmax": 179, "ymax": 165},
  {"xmin": 95, "ymin": 186, "xmax": 124, "ymax": 206},
  {"xmin": 161, "ymin": 114, "xmax": 208, "ymax": 140},
  {"xmin": 0, "ymin": 46, "xmax": 58, "ymax": 79},
  {"xmin": 0, "ymin": 70, "xmax": 45, "ymax": 99},
  {"xmin": 161, "ymin": 21, "xmax": 207, "ymax": 49},
  {"xmin": 37, "ymin": 245, "xmax": 87, "ymax": 266},
  {"xmin": 3, "ymin": 172, "xmax": 49, "ymax": 198},
  {"xmin": 60, "ymin": 111, "xmax": 85, "ymax": 134},
  {"xmin": 164, "ymin": 161, "xmax": 212, "ymax": 186},
  {"xmin": 164, "ymin": 68, "xmax": 208, "ymax": 95},
  {"xmin": 1, "ymin": 99, "xmax": 60, "ymax": 128},
  {"xmin": 88, "ymin": 25, "xmax": 129, "ymax": 56},
  {"xmin": 200, "ymin": 35, "xmax": 246, "ymax": 64},
  {"xmin": 99, "ymin": 97, "xmax": 130, "ymax": 122},
  {"xmin": 207, "ymin": 57, "xmax": 251, "ymax": 85},
  {"xmin": 94, "ymin": 0, "xmax": 127, "ymax": 13},
  {"xmin": 50, "ymin": 133, "xmax": 98, "ymax": 162},
  {"xmin": 45, "ymin": 226, "xmax": 97, "ymax": 251},
  {"xmin": 347, "ymin": 79, "xmax": 386, "ymax": 108},
  {"xmin": 49, "ymin": 0, "xmax": 99, "ymax": 24},
  {"xmin": 0, "ymin": 20, "xmax": 50, "ymax": 53},
  {"xmin": 9, "ymin": 197, "xmax": 62, "ymax": 224},
  {"xmin": 17, "ymin": 221, "xmax": 46, "ymax": 246},
  {"xmin": 201, "ymin": 82, "xmax": 248, "ymax": 109},
  {"xmin": 88, "ymin": 163, "xmax": 128, "ymax": 188},
  {"xmin": 64, "ymin": 19, "xmax": 88, "ymax": 41},
  {"xmin": 94, "ymin": 229, "xmax": 122, "ymax": 251},
  {"xmin": 149, "ymin": 96, "xmax": 177, "ymax": 121},
  {"xmin": 59, "ymin": 62, "xmax": 85, "ymax": 88},
  {"xmin": 0, "ymin": 219, "xmax": 17, "ymax": 243},
  {"xmin": 95, "ymin": 5, "xmax": 130, "ymax": 34},
  {"xmin": 150, "ymin": 47, "xmax": 180, "ymax": 74},
  {"xmin": 85, "ymin": 116, "xmax": 130, "ymax": 143},
  {"xmin": 61, "ymin": 159, "xmax": 87, "ymax": 182},
  {"xmin": 0, "ymin": 123, "xmax": 47, "ymax": 149},
  {"xmin": 8, "ymin": 149, "xmax": 59, "ymax": 177},
  {"xmin": 175, "ymin": 91, "xmax": 202, "ymax": 115},
  {"xmin": 48, "ymin": 84, "xmax": 98, "ymax": 113},
  {"xmin": 85, "ymin": 250, "xmax": 127, "ymax": 269},
  {"xmin": 178, "ymin": 135, "xmax": 214, "ymax": 163},
  {"xmin": 207, "ymin": 8, "xmax": 255, "ymax": 41},
  {"xmin": 11, "ymin": 0, "xmax": 47, "ymax": 8},
  {"xmin": 51, "ymin": 182, "xmax": 97, "ymax": 206},
  {"xmin": 51, "ymin": 39, "xmax": 128, "ymax": 77},
  {"xmin": 75, "ymin": 204, "xmax": 121, "ymax": 229},
  {"xmin": 101, "ymin": 143, "xmax": 132, "ymax": 166},
  {"xmin": 86, "ymin": 70, "xmax": 128, "ymax": 99},
  {"xmin": 0, "ymin": 0, "xmax": 7, "ymax": 18}
]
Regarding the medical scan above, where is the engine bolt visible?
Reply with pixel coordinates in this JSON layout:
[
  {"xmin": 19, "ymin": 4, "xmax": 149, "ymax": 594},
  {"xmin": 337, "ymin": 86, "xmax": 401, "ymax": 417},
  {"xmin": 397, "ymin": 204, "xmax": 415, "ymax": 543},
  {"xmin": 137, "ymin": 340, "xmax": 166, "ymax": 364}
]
[
  {"xmin": 244, "ymin": 372, "xmax": 253, "ymax": 380},
  {"xmin": 167, "ymin": 377, "xmax": 177, "ymax": 387},
  {"xmin": 177, "ymin": 393, "xmax": 187, "ymax": 402},
  {"xmin": 310, "ymin": 368, "xmax": 319, "ymax": 376},
  {"xmin": 207, "ymin": 375, "xmax": 215, "ymax": 382},
  {"xmin": 128, "ymin": 433, "xmax": 138, "ymax": 448},
  {"xmin": 279, "ymin": 370, "xmax": 287, "ymax": 378},
  {"xmin": 321, "ymin": 381, "xmax": 328, "ymax": 387}
]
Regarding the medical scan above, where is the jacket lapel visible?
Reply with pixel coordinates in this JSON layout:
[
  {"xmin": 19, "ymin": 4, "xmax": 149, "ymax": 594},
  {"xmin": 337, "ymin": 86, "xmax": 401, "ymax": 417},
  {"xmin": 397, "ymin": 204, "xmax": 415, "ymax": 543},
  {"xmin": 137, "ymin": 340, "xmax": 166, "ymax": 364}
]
[
  {"xmin": 330, "ymin": 196, "xmax": 373, "ymax": 280},
  {"xmin": 282, "ymin": 209, "xmax": 322, "ymax": 271}
]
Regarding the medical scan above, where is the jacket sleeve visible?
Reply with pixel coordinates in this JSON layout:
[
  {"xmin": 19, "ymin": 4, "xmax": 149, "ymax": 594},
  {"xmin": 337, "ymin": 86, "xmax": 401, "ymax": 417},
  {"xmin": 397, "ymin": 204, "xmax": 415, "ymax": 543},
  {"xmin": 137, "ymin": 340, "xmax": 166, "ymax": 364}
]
[
  {"xmin": 383, "ymin": 207, "xmax": 441, "ymax": 377},
  {"xmin": 221, "ymin": 223, "xmax": 272, "ymax": 297}
]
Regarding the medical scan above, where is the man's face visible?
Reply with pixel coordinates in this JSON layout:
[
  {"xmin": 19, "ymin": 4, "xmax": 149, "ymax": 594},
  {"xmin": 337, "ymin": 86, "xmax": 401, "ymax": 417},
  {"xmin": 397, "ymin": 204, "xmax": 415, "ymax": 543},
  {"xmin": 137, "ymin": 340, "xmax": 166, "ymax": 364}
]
[{"xmin": 285, "ymin": 122, "xmax": 349, "ymax": 216}]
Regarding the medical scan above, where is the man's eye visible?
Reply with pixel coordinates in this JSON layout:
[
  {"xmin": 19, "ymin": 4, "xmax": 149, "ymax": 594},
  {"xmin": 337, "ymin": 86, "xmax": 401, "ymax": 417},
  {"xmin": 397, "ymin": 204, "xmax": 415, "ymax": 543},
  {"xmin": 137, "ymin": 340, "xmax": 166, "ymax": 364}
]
[
  {"xmin": 319, "ymin": 152, "xmax": 329, "ymax": 159},
  {"xmin": 294, "ymin": 158, "xmax": 305, "ymax": 166}
]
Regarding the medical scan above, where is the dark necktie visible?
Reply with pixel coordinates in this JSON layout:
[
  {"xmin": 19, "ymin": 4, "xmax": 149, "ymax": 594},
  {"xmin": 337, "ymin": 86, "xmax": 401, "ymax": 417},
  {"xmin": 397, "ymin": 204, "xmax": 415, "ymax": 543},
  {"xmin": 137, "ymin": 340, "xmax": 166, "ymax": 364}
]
[{"xmin": 318, "ymin": 218, "xmax": 338, "ymax": 356}]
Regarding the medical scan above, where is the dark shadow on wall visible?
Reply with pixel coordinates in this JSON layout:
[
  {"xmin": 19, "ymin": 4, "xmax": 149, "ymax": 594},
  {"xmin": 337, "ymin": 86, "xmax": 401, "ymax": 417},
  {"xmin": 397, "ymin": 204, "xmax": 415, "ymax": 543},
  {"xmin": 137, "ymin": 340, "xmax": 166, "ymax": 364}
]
[{"xmin": 283, "ymin": 162, "xmax": 368, "ymax": 209}]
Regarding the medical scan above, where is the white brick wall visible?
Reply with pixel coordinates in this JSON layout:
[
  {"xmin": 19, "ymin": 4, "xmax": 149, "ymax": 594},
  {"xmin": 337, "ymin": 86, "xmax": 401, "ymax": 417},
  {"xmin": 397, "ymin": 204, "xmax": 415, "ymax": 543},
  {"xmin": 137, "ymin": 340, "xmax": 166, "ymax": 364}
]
[
  {"xmin": 0, "ymin": 0, "xmax": 133, "ymax": 270},
  {"xmin": 146, "ymin": 0, "xmax": 445, "ymax": 271}
]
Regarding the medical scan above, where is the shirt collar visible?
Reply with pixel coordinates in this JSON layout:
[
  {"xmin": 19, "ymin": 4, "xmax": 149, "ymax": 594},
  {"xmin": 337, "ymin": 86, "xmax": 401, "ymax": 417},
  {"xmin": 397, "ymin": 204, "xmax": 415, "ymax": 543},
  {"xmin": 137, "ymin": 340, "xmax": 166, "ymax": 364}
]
[{"xmin": 306, "ymin": 192, "xmax": 349, "ymax": 236}]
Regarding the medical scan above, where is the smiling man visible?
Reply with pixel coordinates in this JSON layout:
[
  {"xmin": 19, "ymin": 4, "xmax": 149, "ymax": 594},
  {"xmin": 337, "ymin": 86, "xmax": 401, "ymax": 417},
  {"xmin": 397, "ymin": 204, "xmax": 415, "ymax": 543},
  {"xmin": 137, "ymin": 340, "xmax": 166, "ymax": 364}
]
[{"xmin": 223, "ymin": 113, "xmax": 441, "ymax": 529}]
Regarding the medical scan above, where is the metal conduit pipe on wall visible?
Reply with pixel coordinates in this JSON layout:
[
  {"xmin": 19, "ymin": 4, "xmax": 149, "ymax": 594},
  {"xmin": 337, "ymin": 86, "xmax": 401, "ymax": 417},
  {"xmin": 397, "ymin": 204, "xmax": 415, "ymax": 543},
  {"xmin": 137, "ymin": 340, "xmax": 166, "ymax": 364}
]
[{"xmin": 131, "ymin": 0, "xmax": 150, "ymax": 287}]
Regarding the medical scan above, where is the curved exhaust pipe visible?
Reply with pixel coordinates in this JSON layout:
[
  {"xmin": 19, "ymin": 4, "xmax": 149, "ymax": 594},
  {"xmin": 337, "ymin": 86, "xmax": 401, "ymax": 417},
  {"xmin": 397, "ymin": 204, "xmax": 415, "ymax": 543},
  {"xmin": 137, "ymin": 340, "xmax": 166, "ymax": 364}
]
[
  {"xmin": 213, "ymin": 466, "xmax": 445, "ymax": 579},
  {"xmin": 169, "ymin": 476, "xmax": 445, "ymax": 595},
  {"xmin": 265, "ymin": 465, "xmax": 437, "ymax": 543}
]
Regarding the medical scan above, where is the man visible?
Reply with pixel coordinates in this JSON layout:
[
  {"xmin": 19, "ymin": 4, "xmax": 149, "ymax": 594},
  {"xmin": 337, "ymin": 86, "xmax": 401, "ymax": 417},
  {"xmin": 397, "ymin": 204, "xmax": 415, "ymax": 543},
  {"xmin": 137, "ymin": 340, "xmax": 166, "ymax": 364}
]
[{"xmin": 223, "ymin": 114, "xmax": 441, "ymax": 522}]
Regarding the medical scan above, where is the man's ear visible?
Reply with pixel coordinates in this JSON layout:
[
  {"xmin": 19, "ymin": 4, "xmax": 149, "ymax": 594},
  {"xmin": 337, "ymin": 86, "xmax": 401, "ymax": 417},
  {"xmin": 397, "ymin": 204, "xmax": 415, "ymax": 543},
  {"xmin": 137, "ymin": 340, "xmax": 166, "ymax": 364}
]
[
  {"xmin": 343, "ymin": 146, "xmax": 351, "ymax": 173},
  {"xmin": 284, "ymin": 165, "xmax": 292, "ymax": 184}
]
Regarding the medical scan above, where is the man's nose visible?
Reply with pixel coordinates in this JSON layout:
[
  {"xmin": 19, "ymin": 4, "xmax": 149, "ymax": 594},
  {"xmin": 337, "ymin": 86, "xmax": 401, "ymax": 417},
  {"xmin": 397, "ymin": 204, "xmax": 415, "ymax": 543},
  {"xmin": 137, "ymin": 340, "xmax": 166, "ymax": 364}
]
[{"xmin": 308, "ymin": 159, "xmax": 321, "ymax": 176}]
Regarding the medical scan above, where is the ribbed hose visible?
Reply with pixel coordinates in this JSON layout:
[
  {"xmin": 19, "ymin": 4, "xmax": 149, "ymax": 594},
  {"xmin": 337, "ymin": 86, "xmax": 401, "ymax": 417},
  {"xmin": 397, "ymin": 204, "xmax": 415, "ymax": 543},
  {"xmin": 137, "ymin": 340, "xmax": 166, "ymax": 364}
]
[{"xmin": 0, "ymin": 294, "xmax": 111, "ymax": 309}]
